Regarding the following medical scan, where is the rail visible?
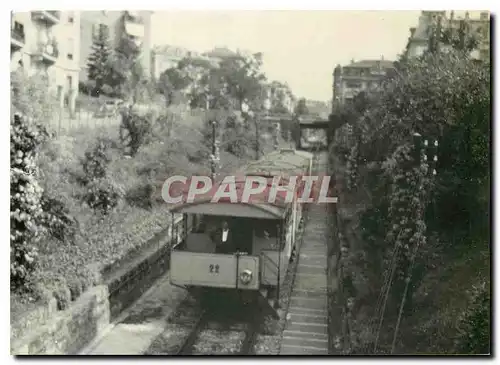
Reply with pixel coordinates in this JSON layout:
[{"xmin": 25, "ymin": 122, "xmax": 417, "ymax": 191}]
[{"xmin": 176, "ymin": 306, "xmax": 260, "ymax": 355}]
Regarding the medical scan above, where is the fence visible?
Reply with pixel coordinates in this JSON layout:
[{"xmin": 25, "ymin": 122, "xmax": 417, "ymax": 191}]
[{"xmin": 47, "ymin": 108, "xmax": 121, "ymax": 136}]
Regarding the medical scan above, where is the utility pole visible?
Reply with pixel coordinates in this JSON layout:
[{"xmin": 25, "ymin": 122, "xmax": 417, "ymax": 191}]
[
  {"xmin": 207, "ymin": 95, "xmax": 219, "ymax": 182},
  {"xmin": 273, "ymin": 121, "xmax": 281, "ymax": 150},
  {"xmin": 255, "ymin": 117, "xmax": 260, "ymax": 160},
  {"xmin": 211, "ymin": 120, "xmax": 217, "ymax": 181}
]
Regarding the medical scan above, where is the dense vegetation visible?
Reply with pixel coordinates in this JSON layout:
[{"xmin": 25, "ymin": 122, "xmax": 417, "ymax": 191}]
[{"xmin": 329, "ymin": 43, "xmax": 490, "ymax": 354}]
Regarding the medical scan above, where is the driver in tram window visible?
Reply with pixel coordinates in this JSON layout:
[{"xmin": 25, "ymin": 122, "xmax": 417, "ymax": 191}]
[{"xmin": 212, "ymin": 221, "xmax": 232, "ymax": 254}]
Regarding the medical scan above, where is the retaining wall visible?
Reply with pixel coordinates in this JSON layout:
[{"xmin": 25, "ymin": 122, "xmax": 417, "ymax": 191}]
[{"xmin": 11, "ymin": 216, "xmax": 185, "ymax": 355}]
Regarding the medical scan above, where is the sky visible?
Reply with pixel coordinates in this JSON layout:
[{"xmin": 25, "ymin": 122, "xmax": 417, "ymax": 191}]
[{"xmin": 150, "ymin": 11, "xmax": 422, "ymax": 102}]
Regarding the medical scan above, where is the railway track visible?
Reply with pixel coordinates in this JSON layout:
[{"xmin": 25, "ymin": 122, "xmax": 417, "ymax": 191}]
[
  {"xmin": 144, "ymin": 148, "xmax": 329, "ymax": 356},
  {"xmin": 173, "ymin": 149, "xmax": 328, "ymax": 356},
  {"xmin": 175, "ymin": 298, "xmax": 261, "ymax": 355}
]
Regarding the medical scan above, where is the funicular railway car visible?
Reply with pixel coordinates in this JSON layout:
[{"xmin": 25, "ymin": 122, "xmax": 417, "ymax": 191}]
[{"xmin": 168, "ymin": 149, "xmax": 314, "ymax": 309}]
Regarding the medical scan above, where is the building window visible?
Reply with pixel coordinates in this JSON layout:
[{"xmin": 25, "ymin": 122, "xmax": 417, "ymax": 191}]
[
  {"xmin": 67, "ymin": 38, "xmax": 74, "ymax": 61},
  {"xmin": 92, "ymin": 23, "xmax": 108, "ymax": 38},
  {"xmin": 67, "ymin": 75, "xmax": 73, "ymax": 91},
  {"xmin": 13, "ymin": 21, "xmax": 24, "ymax": 34},
  {"xmin": 346, "ymin": 81, "xmax": 362, "ymax": 89}
]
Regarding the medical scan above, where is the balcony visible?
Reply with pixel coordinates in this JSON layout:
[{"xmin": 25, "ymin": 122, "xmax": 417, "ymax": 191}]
[
  {"xmin": 342, "ymin": 89, "xmax": 360, "ymax": 99},
  {"xmin": 31, "ymin": 11, "xmax": 61, "ymax": 25},
  {"xmin": 11, "ymin": 28, "xmax": 25, "ymax": 49},
  {"xmin": 124, "ymin": 11, "xmax": 144, "ymax": 23},
  {"xmin": 33, "ymin": 41, "xmax": 59, "ymax": 64}
]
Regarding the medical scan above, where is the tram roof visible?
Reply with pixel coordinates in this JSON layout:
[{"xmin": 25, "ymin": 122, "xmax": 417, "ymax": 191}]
[
  {"xmin": 168, "ymin": 149, "xmax": 313, "ymax": 219},
  {"xmin": 238, "ymin": 149, "xmax": 313, "ymax": 177},
  {"xmin": 168, "ymin": 177, "xmax": 302, "ymax": 219}
]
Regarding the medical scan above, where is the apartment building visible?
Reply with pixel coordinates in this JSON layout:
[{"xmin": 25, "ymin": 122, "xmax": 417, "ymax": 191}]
[
  {"xmin": 10, "ymin": 11, "xmax": 81, "ymax": 112},
  {"xmin": 405, "ymin": 11, "xmax": 490, "ymax": 61},
  {"xmin": 79, "ymin": 10, "xmax": 153, "ymax": 83},
  {"xmin": 332, "ymin": 58, "xmax": 395, "ymax": 106},
  {"xmin": 151, "ymin": 45, "xmax": 217, "ymax": 79},
  {"xmin": 152, "ymin": 45, "xmax": 189, "ymax": 79}
]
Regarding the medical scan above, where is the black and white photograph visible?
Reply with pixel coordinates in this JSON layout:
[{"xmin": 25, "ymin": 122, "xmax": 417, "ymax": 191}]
[{"xmin": 8, "ymin": 8, "xmax": 491, "ymax": 356}]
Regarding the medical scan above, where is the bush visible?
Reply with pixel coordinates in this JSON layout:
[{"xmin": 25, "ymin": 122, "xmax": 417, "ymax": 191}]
[
  {"xmin": 84, "ymin": 178, "xmax": 124, "ymax": 215},
  {"xmin": 11, "ymin": 71, "xmax": 59, "ymax": 124},
  {"xmin": 81, "ymin": 137, "xmax": 114, "ymax": 182},
  {"xmin": 10, "ymin": 113, "xmax": 49, "ymax": 292},
  {"xmin": 119, "ymin": 109, "xmax": 154, "ymax": 156},
  {"xmin": 454, "ymin": 282, "xmax": 490, "ymax": 354},
  {"xmin": 40, "ymin": 194, "xmax": 78, "ymax": 243},
  {"xmin": 125, "ymin": 182, "xmax": 155, "ymax": 210}
]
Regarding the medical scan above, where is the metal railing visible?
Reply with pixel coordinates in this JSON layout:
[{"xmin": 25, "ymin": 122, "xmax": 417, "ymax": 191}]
[{"xmin": 36, "ymin": 41, "xmax": 59, "ymax": 60}]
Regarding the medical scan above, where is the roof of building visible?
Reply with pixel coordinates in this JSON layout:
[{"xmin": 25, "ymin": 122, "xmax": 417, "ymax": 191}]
[
  {"xmin": 203, "ymin": 47, "xmax": 238, "ymax": 59},
  {"xmin": 344, "ymin": 59, "xmax": 395, "ymax": 69},
  {"xmin": 153, "ymin": 45, "xmax": 191, "ymax": 57}
]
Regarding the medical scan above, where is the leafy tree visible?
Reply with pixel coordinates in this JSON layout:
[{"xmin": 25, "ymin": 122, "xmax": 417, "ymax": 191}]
[
  {"xmin": 216, "ymin": 52, "xmax": 267, "ymax": 111},
  {"xmin": 158, "ymin": 67, "xmax": 191, "ymax": 106},
  {"xmin": 86, "ymin": 24, "xmax": 112, "ymax": 95},
  {"xmin": 10, "ymin": 71, "xmax": 58, "ymax": 123},
  {"xmin": 439, "ymin": 19, "xmax": 481, "ymax": 54},
  {"xmin": 107, "ymin": 34, "xmax": 148, "ymax": 102},
  {"xmin": 268, "ymin": 80, "xmax": 294, "ymax": 114},
  {"xmin": 294, "ymin": 98, "xmax": 309, "ymax": 116}
]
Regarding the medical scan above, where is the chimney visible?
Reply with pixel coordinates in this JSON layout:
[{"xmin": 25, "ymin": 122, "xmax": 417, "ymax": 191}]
[
  {"xmin": 350, "ymin": 58, "xmax": 355, "ymax": 64},
  {"xmin": 410, "ymin": 27, "xmax": 416, "ymax": 37},
  {"xmin": 465, "ymin": 11, "xmax": 470, "ymax": 20},
  {"xmin": 381, "ymin": 55, "xmax": 384, "ymax": 61}
]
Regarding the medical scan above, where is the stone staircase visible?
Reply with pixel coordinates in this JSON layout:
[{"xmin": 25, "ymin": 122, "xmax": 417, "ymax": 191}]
[{"xmin": 279, "ymin": 203, "xmax": 330, "ymax": 355}]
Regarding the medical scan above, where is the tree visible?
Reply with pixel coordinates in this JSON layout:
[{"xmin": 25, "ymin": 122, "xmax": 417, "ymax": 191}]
[
  {"xmin": 86, "ymin": 25, "xmax": 112, "ymax": 96},
  {"xmin": 107, "ymin": 34, "xmax": 148, "ymax": 102},
  {"xmin": 158, "ymin": 67, "xmax": 191, "ymax": 106},
  {"xmin": 331, "ymin": 48, "xmax": 490, "ymax": 353},
  {"xmin": 216, "ymin": 52, "xmax": 267, "ymax": 111},
  {"xmin": 294, "ymin": 98, "xmax": 309, "ymax": 116},
  {"xmin": 268, "ymin": 81, "xmax": 294, "ymax": 114}
]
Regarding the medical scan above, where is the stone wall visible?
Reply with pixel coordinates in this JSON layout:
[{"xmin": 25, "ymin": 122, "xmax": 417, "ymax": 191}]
[
  {"xmin": 11, "ymin": 286, "xmax": 110, "ymax": 355},
  {"xmin": 11, "ymin": 217, "xmax": 185, "ymax": 355}
]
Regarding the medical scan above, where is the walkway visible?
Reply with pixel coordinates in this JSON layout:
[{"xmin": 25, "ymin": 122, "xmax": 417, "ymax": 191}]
[{"xmin": 279, "ymin": 203, "xmax": 330, "ymax": 355}]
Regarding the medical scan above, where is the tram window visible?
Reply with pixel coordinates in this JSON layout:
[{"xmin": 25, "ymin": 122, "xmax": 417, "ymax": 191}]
[{"xmin": 255, "ymin": 220, "xmax": 278, "ymax": 238}]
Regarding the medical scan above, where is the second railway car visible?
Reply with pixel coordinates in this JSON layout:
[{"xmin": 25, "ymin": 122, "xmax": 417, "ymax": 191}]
[{"xmin": 168, "ymin": 148, "xmax": 313, "ymax": 304}]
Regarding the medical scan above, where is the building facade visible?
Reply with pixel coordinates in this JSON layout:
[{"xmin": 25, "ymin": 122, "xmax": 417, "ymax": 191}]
[
  {"xmin": 79, "ymin": 10, "xmax": 153, "ymax": 83},
  {"xmin": 405, "ymin": 11, "xmax": 490, "ymax": 61},
  {"xmin": 11, "ymin": 11, "xmax": 81, "ymax": 113},
  {"xmin": 152, "ymin": 45, "xmax": 190, "ymax": 79},
  {"xmin": 332, "ymin": 58, "xmax": 395, "ymax": 106},
  {"xmin": 151, "ymin": 45, "xmax": 217, "ymax": 79}
]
